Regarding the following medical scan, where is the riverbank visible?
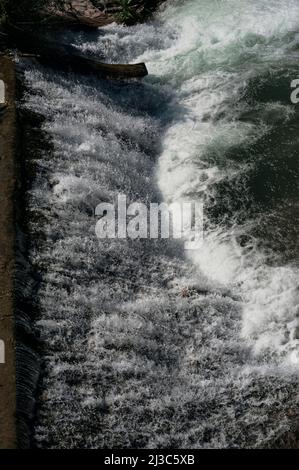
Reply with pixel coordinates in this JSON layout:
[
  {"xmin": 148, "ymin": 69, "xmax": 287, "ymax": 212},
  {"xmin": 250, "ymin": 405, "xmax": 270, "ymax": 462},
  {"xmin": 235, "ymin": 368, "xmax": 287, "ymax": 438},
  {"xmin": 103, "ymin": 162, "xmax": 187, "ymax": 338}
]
[
  {"xmin": 0, "ymin": 55, "xmax": 17, "ymax": 449},
  {"xmin": 0, "ymin": 1, "xmax": 166, "ymax": 33}
]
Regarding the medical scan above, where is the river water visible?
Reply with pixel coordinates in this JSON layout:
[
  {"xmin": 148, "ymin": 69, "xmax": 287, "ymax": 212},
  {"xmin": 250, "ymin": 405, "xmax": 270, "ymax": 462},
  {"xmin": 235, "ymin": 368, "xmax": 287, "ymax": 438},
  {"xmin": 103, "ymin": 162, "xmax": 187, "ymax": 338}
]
[{"xmin": 20, "ymin": 0, "xmax": 298, "ymax": 448}]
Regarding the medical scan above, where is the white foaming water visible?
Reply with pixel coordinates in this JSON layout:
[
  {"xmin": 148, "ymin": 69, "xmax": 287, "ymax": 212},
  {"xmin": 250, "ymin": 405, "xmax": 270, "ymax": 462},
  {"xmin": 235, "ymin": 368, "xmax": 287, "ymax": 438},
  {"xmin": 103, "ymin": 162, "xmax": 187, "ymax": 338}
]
[
  {"xmin": 21, "ymin": 0, "xmax": 299, "ymax": 449},
  {"xmin": 136, "ymin": 0, "xmax": 299, "ymax": 365}
]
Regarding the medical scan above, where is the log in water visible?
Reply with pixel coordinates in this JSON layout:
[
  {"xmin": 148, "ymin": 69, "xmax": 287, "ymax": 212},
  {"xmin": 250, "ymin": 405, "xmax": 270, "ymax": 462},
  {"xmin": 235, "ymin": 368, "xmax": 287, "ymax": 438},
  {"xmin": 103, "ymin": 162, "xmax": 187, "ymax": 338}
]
[{"xmin": 8, "ymin": 28, "xmax": 148, "ymax": 79}]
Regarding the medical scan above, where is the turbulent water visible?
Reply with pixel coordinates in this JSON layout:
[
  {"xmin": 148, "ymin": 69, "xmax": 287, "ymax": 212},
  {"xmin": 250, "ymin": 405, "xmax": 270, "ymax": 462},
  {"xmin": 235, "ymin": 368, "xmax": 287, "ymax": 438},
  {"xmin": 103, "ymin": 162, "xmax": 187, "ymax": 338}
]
[{"xmin": 19, "ymin": 0, "xmax": 298, "ymax": 448}]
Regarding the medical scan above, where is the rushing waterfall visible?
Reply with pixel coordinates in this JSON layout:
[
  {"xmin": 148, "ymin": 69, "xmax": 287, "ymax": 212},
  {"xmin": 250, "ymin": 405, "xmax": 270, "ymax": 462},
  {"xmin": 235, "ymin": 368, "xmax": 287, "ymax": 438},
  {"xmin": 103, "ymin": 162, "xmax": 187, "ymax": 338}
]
[{"xmin": 19, "ymin": 0, "xmax": 298, "ymax": 448}]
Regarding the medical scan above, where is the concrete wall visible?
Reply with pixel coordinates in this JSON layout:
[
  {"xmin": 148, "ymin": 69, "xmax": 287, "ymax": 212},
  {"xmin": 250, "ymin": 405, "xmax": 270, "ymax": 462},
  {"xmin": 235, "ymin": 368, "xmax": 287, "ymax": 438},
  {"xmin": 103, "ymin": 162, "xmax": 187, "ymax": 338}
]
[{"xmin": 0, "ymin": 56, "xmax": 17, "ymax": 449}]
